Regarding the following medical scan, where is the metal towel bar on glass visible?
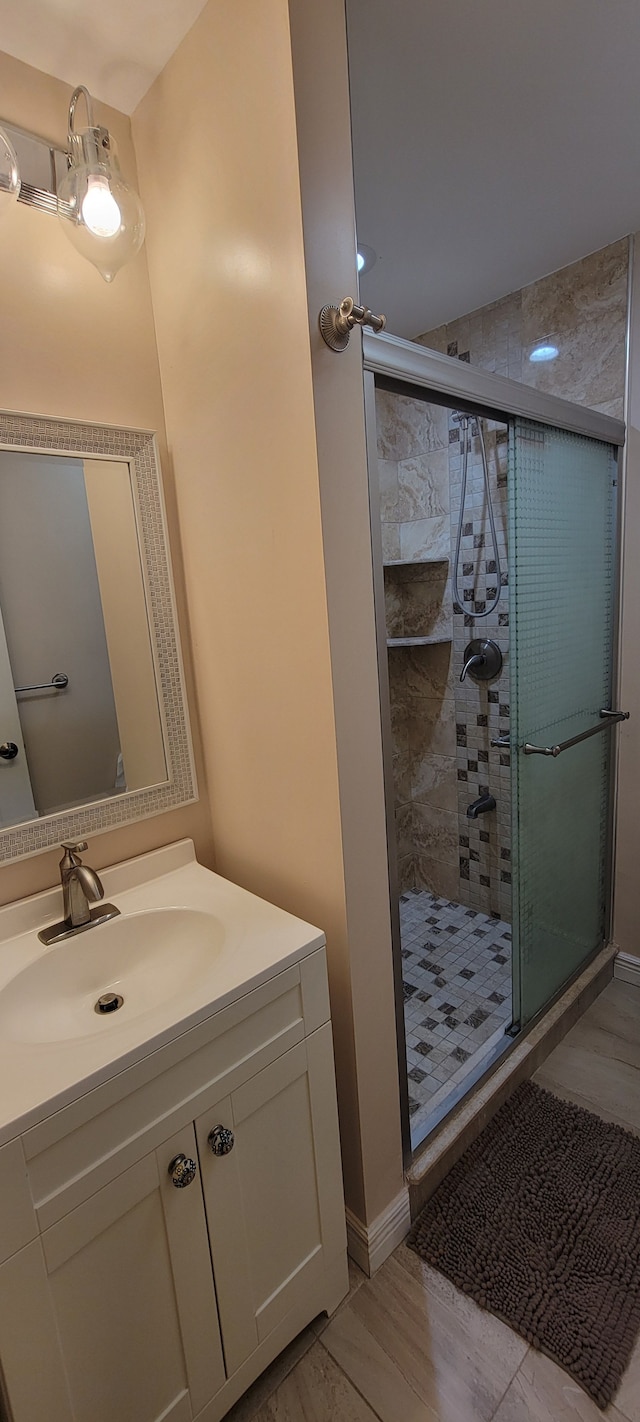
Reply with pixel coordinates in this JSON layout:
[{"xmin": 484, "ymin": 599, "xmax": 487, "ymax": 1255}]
[
  {"xmin": 523, "ymin": 708, "xmax": 629, "ymax": 758},
  {"xmin": 14, "ymin": 672, "xmax": 69, "ymax": 695}
]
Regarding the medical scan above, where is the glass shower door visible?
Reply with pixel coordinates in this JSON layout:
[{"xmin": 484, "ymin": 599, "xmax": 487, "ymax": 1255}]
[{"xmin": 510, "ymin": 418, "xmax": 619, "ymax": 1027}]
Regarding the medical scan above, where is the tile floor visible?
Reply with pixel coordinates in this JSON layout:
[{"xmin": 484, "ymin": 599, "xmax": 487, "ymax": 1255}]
[
  {"xmin": 400, "ymin": 888, "xmax": 512, "ymax": 1142},
  {"xmin": 226, "ymin": 977, "xmax": 640, "ymax": 1422}
]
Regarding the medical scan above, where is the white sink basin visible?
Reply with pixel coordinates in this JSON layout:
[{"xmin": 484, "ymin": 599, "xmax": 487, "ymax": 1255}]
[
  {"xmin": 0, "ymin": 907, "xmax": 223, "ymax": 1044},
  {"xmin": 0, "ymin": 839, "xmax": 325, "ymax": 1145}
]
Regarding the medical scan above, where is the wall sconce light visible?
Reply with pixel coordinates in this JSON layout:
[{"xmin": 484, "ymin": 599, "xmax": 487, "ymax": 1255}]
[
  {"xmin": 57, "ymin": 86, "xmax": 145, "ymax": 283},
  {"xmin": 0, "ymin": 85, "xmax": 145, "ymax": 283},
  {"xmin": 0, "ymin": 126, "xmax": 20, "ymax": 220}
]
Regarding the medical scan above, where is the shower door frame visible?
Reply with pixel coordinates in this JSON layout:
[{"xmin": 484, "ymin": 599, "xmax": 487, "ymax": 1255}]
[{"xmin": 362, "ymin": 329, "xmax": 626, "ymax": 1160}]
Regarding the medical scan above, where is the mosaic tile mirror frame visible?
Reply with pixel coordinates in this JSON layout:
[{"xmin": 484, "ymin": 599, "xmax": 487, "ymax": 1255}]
[{"xmin": 0, "ymin": 409, "xmax": 196, "ymax": 863}]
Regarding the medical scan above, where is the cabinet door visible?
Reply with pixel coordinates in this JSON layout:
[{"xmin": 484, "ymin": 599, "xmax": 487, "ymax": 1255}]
[
  {"xmin": 0, "ymin": 1124, "xmax": 225, "ymax": 1422},
  {"xmin": 196, "ymin": 1024, "xmax": 347, "ymax": 1376}
]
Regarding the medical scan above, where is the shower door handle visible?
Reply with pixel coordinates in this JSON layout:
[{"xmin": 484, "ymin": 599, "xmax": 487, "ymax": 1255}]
[{"xmin": 523, "ymin": 709, "xmax": 629, "ymax": 758}]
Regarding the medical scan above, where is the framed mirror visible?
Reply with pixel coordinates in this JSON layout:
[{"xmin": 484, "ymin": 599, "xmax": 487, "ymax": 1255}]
[{"xmin": 0, "ymin": 409, "xmax": 196, "ymax": 862}]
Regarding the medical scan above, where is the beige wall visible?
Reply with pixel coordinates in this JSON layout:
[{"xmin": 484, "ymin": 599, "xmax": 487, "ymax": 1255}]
[
  {"xmin": 288, "ymin": 0, "xmax": 406, "ymax": 1221},
  {"xmin": 133, "ymin": 0, "xmax": 405, "ymax": 1226},
  {"xmin": 613, "ymin": 233, "xmax": 640, "ymax": 958},
  {"xmin": 0, "ymin": 50, "xmax": 213, "ymax": 904}
]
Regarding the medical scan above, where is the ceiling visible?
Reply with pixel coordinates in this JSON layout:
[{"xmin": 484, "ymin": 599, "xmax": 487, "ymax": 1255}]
[
  {"xmin": 0, "ymin": 0, "xmax": 209, "ymax": 114},
  {"xmin": 3, "ymin": 0, "xmax": 640, "ymax": 327},
  {"xmin": 347, "ymin": 0, "xmax": 640, "ymax": 336}
]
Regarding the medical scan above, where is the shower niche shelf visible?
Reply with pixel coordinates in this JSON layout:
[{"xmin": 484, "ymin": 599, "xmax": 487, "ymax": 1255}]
[
  {"xmin": 387, "ymin": 634, "xmax": 452, "ymax": 649},
  {"xmin": 383, "ymin": 556, "xmax": 449, "ymax": 569}
]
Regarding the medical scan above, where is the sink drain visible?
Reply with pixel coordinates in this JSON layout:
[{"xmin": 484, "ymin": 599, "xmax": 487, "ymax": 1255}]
[{"xmin": 94, "ymin": 992, "xmax": 124, "ymax": 1015}]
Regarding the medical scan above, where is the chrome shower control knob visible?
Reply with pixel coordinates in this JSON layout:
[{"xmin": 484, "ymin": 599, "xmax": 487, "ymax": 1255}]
[
  {"xmin": 208, "ymin": 1125, "xmax": 235, "ymax": 1156},
  {"xmin": 168, "ymin": 1154, "xmax": 197, "ymax": 1188}
]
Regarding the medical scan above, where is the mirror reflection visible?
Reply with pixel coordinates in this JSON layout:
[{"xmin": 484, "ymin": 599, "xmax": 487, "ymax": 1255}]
[{"xmin": 0, "ymin": 450, "xmax": 166, "ymax": 828}]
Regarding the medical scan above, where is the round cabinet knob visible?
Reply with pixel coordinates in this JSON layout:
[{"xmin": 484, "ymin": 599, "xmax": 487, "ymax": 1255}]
[
  {"xmin": 168, "ymin": 1153, "xmax": 197, "ymax": 1188},
  {"xmin": 208, "ymin": 1125, "xmax": 235, "ymax": 1156},
  {"xmin": 0, "ymin": 742, "xmax": 18, "ymax": 760}
]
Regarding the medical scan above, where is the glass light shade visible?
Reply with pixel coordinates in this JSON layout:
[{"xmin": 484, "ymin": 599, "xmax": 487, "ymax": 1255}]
[
  {"xmin": 0, "ymin": 127, "xmax": 20, "ymax": 220},
  {"xmin": 57, "ymin": 127, "xmax": 145, "ymax": 283}
]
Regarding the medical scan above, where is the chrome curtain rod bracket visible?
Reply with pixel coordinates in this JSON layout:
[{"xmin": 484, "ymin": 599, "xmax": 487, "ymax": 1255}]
[
  {"xmin": 523, "ymin": 709, "xmax": 629, "ymax": 757},
  {"xmin": 319, "ymin": 296, "xmax": 386, "ymax": 352},
  {"xmin": 15, "ymin": 672, "xmax": 69, "ymax": 695}
]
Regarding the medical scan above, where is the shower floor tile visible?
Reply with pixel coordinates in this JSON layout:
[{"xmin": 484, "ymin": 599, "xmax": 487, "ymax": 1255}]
[{"xmin": 400, "ymin": 889, "xmax": 512, "ymax": 1144}]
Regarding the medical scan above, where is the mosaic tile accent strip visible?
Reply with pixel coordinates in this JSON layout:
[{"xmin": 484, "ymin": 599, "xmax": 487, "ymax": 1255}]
[
  {"xmin": 400, "ymin": 889, "xmax": 512, "ymax": 1141},
  {"xmin": 0, "ymin": 412, "xmax": 196, "ymax": 862},
  {"xmin": 449, "ymin": 414, "xmax": 511, "ymax": 919}
]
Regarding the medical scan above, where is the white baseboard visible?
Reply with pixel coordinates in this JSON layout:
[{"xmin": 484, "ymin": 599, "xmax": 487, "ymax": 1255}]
[
  {"xmin": 346, "ymin": 1188, "xmax": 411, "ymax": 1277},
  {"xmin": 614, "ymin": 951, "xmax": 640, "ymax": 986}
]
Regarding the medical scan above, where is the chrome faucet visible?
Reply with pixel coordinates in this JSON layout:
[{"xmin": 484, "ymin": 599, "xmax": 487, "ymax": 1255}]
[
  {"xmin": 38, "ymin": 841, "xmax": 120, "ymax": 945},
  {"xmin": 60, "ymin": 842, "xmax": 104, "ymax": 927}
]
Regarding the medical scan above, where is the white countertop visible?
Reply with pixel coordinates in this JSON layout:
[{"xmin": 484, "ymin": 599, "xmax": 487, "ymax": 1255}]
[{"xmin": 0, "ymin": 840, "xmax": 325, "ymax": 1146}]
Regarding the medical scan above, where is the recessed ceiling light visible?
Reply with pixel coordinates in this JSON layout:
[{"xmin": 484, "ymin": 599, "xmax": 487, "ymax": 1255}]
[
  {"xmin": 356, "ymin": 243, "xmax": 377, "ymax": 275},
  {"xmin": 529, "ymin": 341, "xmax": 559, "ymax": 363}
]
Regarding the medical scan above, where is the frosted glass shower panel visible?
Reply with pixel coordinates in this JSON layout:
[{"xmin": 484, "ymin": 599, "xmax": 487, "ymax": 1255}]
[{"xmin": 509, "ymin": 419, "xmax": 617, "ymax": 1026}]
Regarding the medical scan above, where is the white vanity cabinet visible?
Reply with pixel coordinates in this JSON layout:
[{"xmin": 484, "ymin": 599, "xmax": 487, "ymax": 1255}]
[{"xmin": 0, "ymin": 946, "xmax": 348, "ymax": 1422}]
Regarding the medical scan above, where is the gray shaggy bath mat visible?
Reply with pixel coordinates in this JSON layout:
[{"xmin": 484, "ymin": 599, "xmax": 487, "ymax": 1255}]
[{"xmin": 408, "ymin": 1079, "xmax": 640, "ymax": 1408}]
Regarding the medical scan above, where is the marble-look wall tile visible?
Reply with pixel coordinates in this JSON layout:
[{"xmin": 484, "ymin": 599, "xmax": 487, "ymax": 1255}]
[
  {"xmin": 379, "ymin": 458, "xmax": 399, "ymax": 520},
  {"xmin": 400, "ymin": 514, "xmax": 450, "ymax": 562},
  {"xmin": 383, "ymin": 576, "xmax": 404, "ymax": 637},
  {"xmin": 387, "ymin": 662, "xmax": 412, "ymax": 809},
  {"xmin": 412, "ymin": 752, "xmax": 458, "ymax": 813},
  {"xmin": 398, "ymin": 450, "xmax": 449, "ymax": 521},
  {"xmin": 376, "ymin": 389, "xmax": 447, "ymax": 461},
  {"xmin": 381, "ymin": 522, "xmax": 400, "ymax": 562},
  {"xmin": 414, "ymin": 855, "xmax": 459, "ymax": 898},
  {"xmin": 397, "ymin": 853, "xmax": 416, "ymax": 892},
  {"xmin": 407, "ymin": 694, "xmax": 457, "ymax": 761},
  {"xmin": 399, "ymin": 642, "xmax": 457, "ymax": 699},
  {"xmin": 411, "ymin": 801, "xmax": 459, "ymax": 864},
  {"xmin": 391, "ymin": 736, "xmax": 412, "ymax": 807},
  {"xmin": 401, "ymin": 572, "xmax": 451, "ymax": 641},
  {"xmin": 395, "ymin": 802, "xmax": 415, "ymax": 860}
]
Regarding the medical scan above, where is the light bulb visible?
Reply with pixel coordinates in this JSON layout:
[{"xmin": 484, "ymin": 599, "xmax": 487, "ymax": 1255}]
[{"xmin": 81, "ymin": 174, "xmax": 121, "ymax": 237}]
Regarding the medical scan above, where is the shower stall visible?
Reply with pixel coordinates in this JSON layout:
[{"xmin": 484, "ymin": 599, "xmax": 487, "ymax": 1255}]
[{"xmin": 363, "ymin": 332, "xmax": 625, "ymax": 1154}]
